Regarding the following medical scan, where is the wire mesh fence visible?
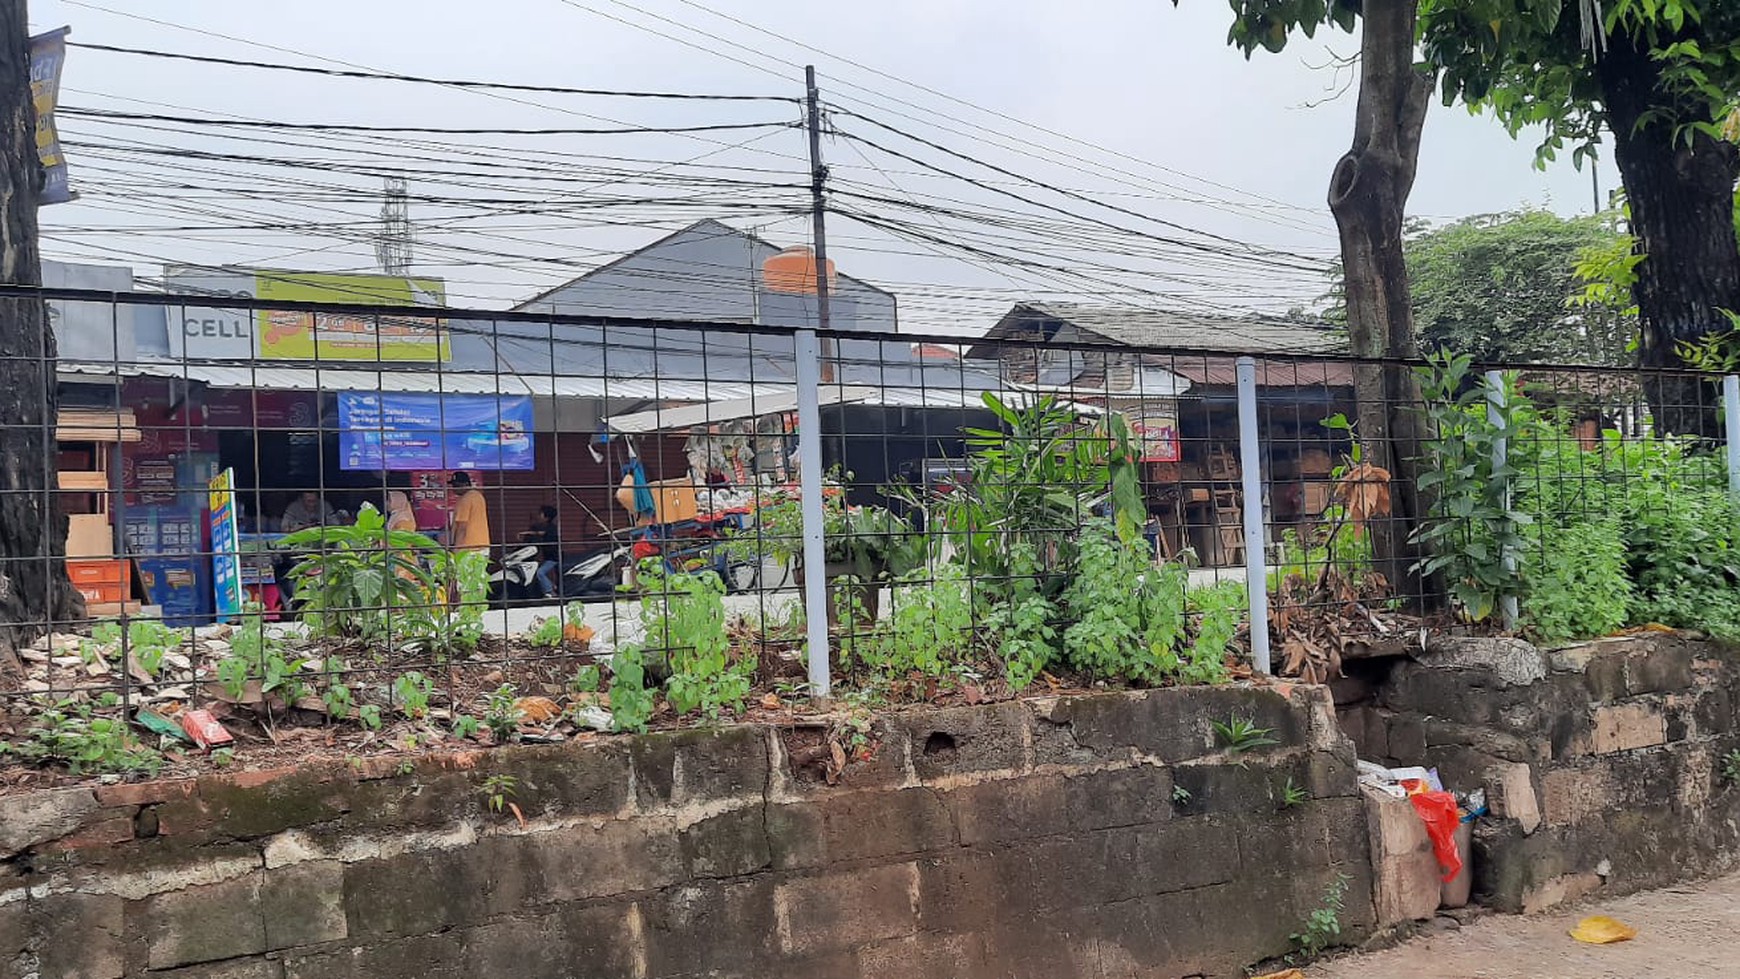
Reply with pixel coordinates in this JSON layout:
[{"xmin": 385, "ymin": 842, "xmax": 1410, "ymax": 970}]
[{"xmin": 4, "ymin": 286, "xmax": 1740, "ymax": 777}]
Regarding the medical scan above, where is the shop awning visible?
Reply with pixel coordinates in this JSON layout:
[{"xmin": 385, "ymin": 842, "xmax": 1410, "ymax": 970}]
[
  {"xmin": 57, "ymin": 360, "xmax": 761, "ymax": 402},
  {"xmin": 605, "ymin": 386, "xmax": 879, "ymax": 433}
]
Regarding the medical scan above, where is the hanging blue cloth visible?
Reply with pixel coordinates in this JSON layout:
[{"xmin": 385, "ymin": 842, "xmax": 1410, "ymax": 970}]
[{"xmin": 624, "ymin": 459, "xmax": 657, "ymax": 518}]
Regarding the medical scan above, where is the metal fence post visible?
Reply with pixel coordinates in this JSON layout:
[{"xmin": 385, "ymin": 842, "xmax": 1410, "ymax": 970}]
[
  {"xmin": 1725, "ymin": 375, "xmax": 1740, "ymax": 504},
  {"xmin": 1486, "ymin": 369, "xmax": 1519, "ymax": 631},
  {"xmin": 795, "ymin": 328, "xmax": 831, "ymax": 698},
  {"xmin": 1235, "ymin": 357, "xmax": 1271, "ymax": 675}
]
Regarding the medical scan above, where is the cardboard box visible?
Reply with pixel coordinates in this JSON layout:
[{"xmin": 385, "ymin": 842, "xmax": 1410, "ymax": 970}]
[{"xmin": 65, "ymin": 513, "xmax": 113, "ymax": 558}]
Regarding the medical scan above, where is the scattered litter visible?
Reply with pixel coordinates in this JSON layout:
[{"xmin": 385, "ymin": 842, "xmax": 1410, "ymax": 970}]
[
  {"xmin": 135, "ymin": 707, "xmax": 195, "ymax": 744},
  {"xmin": 1570, "ymin": 915, "xmax": 1637, "ymax": 945},
  {"xmin": 177, "ymin": 709, "xmax": 234, "ymax": 750},
  {"xmin": 1411, "ymin": 790, "xmax": 1465, "ymax": 882},
  {"xmin": 569, "ymin": 704, "xmax": 613, "ymax": 732}
]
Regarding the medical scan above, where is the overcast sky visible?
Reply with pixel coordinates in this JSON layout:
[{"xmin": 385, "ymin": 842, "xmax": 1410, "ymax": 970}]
[{"xmin": 30, "ymin": 0, "xmax": 1620, "ymax": 333}]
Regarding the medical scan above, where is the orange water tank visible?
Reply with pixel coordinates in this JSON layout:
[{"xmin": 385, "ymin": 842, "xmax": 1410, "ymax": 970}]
[{"xmin": 761, "ymin": 246, "xmax": 836, "ymax": 295}]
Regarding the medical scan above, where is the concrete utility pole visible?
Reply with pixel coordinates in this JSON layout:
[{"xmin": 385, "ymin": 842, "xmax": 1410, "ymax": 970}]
[
  {"xmin": 803, "ymin": 65, "xmax": 832, "ymax": 336},
  {"xmin": 0, "ymin": 0, "xmax": 77, "ymax": 670}
]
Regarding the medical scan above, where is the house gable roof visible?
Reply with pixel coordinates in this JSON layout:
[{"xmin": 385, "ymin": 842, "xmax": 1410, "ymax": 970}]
[{"xmin": 965, "ymin": 301, "xmax": 1347, "ymax": 360}]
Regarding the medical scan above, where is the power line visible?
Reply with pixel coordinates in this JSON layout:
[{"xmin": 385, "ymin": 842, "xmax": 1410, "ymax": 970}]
[
  {"xmin": 67, "ymin": 40, "xmax": 799, "ymax": 102},
  {"xmin": 61, "ymin": 107, "xmax": 799, "ymax": 136}
]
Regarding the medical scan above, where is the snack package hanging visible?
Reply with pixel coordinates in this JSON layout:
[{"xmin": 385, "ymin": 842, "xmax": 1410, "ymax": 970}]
[{"xmin": 1409, "ymin": 790, "xmax": 1464, "ymax": 882}]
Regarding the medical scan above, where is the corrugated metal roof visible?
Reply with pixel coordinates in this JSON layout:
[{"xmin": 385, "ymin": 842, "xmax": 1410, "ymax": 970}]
[
  {"xmin": 970, "ymin": 302, "xmax": 1348, "ymax": 358},
  {"xmin": 57, "ymin": 360, "xmax": 760, "ymax": 402}
]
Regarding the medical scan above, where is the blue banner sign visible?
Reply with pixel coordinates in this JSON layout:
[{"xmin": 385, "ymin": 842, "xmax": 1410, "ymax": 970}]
[
  {"xmin": 209, "ymin": 468, "xmax": 243, "ymax": 621},
  {"xmin": 338, "ymin": 392, "xmax": 535, "ymax": 471}
]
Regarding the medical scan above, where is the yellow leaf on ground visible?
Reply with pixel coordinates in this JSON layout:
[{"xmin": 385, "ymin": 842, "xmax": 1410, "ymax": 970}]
[
  {"xmin": 1570, "ymin": 915, "xmax": 1637, "ymax": 945},
  {"xmin": 1252, "ymin": 970, "xmax": 1304, "ymax": 979}
]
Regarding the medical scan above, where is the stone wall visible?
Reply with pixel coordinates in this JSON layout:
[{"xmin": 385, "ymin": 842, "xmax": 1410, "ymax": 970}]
[
  {"xmin": 0, "ymin": 685, "xmax": 1372, "ymax": 979},
  {"xmin": 1338, "ymin": 632, "xmax": 1740, "ymax": 912}
]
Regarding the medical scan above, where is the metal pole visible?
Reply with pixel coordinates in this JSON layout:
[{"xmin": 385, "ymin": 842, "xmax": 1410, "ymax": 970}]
[
  {"xmin": 803, "ymin": 66, "xmax": 834, "ymax": 384},
  {"xmin": 796, "ymin": 328, "xmax": 830, "ymax": 698},
  {"xmin": 1487, "ymin": 369, "xmax": 1519, "ymax": 631},
  {"xmin": 1725, "ymin": 375, "xmax": 1740, "ymax": 503},
  {"xmin": 1235, "ymin": 357, "xmax": 1270, "ymax": 675}
]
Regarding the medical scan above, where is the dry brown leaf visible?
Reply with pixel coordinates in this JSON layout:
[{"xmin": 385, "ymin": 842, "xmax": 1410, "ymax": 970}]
[
  {"xmin": 514, "ymin": 696, "xmax": 561, "ymax": 724},
  {"xmin": 963, "ymin": 684, "xmax": 984, "ymax": 705},
  {"xmin": 564, "ymin": 623, "xmax": 595, "ymax": 645},
  {"xmin": 758, "ymin": 693, "xmax": 784, "ymax": 710},
  {"xmin": 507, "ymin": 801, "xmax": 528, "ymax": 830},
  {"xmin": 1335, "ymin": 462, "xmax": 1393, "ymax": 538}
]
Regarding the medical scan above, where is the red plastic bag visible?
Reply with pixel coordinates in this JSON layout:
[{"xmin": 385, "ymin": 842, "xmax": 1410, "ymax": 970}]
[{"xmin": 1409, "ymin": 790, "xmax": 1463, "ymax": 882}]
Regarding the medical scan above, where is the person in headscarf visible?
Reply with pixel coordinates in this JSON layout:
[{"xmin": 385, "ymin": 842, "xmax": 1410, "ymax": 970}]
[
  {"xmin": 386, "ymin": 491, "xmax": 416, "ymax": 533},
  {"xmin": 384, "ymin": 490, "xmax": 422, "ymax": 585}
]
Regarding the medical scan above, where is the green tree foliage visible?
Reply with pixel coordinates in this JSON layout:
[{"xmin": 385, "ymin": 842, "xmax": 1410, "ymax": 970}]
[
  {"xmin": 1420, "ymin": 1, "xmax": 1740, "ymax": 169},
  {"xmin": 1407, "ymin": 210, "xmax": 1634, "ymax": 364}
]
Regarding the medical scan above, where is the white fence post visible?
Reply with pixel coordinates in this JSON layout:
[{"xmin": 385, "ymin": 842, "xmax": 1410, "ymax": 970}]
[
  {"xmin": 1486, "ymin": 369, "xmax": 1519, "ymax": 632},
  {"xmin": 1235, "ymin": 357, "xmax": 1271, "ymax": 675},
  {"xmin": 1725, "ymin": 375, "xmax": 1740, "ymax": 505},
  {"xmin": 795, "ymin": 328, "xmax": 831, "ymax": 698}
]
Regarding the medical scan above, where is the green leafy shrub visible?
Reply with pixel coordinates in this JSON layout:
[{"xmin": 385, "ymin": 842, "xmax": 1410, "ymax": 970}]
[
  {"xmin": 627, "ymin": 565, "xmax": 754, "ymax": 721},
  {"xmin": 1060, "ymin": 520, "xmax": 1189, "ymax": 684},
  {"xmin": 1411, "ymin": 351, "xmax": 1529, "ymax": 621},
  {"xmin": 282, "ymin": 505, "xmax": 487, "ymax": 654},
  {"xmin": 851, "ymin": 566, "xmax": 975, "ymax": 679},
  {"xmin": 1523, "ymin": 518, "xmax": 1632, "ymax": 642},
  {"xmin": 3, "ymin": 697, "xmax": 162, "ymax": 776}
]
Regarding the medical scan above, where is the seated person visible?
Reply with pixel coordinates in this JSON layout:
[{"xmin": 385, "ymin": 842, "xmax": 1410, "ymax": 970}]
[
  {"xmin": 280, "ymin": 491, "xmax": 335, "ymax": 534},
  {"xmin": 524, "ymin": 505, "xmax": 561, "ymax": 597}
]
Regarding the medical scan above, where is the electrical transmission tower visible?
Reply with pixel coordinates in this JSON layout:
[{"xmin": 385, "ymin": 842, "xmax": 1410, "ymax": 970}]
[{"xmin": 375, "ymin": 176, "xmax": 412, "ymax": 275}]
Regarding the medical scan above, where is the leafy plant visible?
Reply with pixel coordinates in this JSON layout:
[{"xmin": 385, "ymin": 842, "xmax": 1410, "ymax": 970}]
[
  {"xmin": 1411, "ymin": 350, "xmax": 1530, "ymax": 622},
  {"xmin": 392, "ymin": 671, "xmax": 434, "ymax": 720},
  {"xmin": 1723, "ymin": 749, "xmax": 1740, "ymax": 785},
  {"xmin": 217, "ymin": 606, "xmax": 310, "ymax": 708},
  {"xmin": 357, "ymin": 704, "xmax": 382, "ymax": 731},
  {"xmin": 1213, "ymin": 717, "xmax": 1279, "ymax": 756},
  {"xmin": 526, "ymin": 614, "xmax": 566, "ymax": 649},
  {"xmin": 569, "ymin": 663, "xmax": 602, "ymax": 694},
  {"xmin": 1290, "ymin": 873, "xmax": 1351, "ymax": 961},
  {"xmin": 1523, "ymin": 518, "xmax": 1633, "ymax": 643},
  {"xmin": 484, "ymin": 683, "xmax": 520, "ymax": 742},
  {"xmin": 607, "ymin": 651, "xmax": 657, "ymax": 733},
  {"xmin": 931, "ymin": 393, "xmax": 1141, "ymax": 607},
  {"xmin": 480, "ymin": 773, "xmax": 517, "ymax": 814},
  {"xmin": 211, "ymin": 747, "xmax": 235, "ymax": 768},
  {"xmin": 452, "ymin": 715, "xmax": 481, "ymax": 739},
  {"xmin": 123, "ymin": 620, "xmax": 187, "ymax": 678},
  {"xmin": 2, "ymin": 698, "xmax": 162, "ymax": 776},
  {"xmin": 627, "ymin": 565, "xmax": 753, "ymax": 721},
  {"xmin": 321, "ymin": 656, "xmax": 354, "ymax": 720},
  {"xmin": 527, "ymin": 602, "xmax": 586, "ymax": 649},
  {"xmin": 282, "ymin": 505, "xmax": 487, "ymax": 655},
  {"xmin": 1184, "ymin": 582, "xmax": 1242, "ymax": 685},
  {"xmin": 1280, "ymin": 777, "xmax": 1309, "ymax": 809},
  {"xmin": 851, "ymin": 566, "xmax": 975, "ymax": 679},
  {"xmin": 1060, "ymin": 520, "xmax": 1190, "ymax": 684},
  {"xmin": 1171, "ymin": 784, "xmax": 1192, "ymax": 805}
]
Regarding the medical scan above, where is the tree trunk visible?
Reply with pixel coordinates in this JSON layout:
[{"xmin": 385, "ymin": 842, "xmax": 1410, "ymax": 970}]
[
  {"xmin": 0, "ymin": 0, "xmax": 79, "ymax": 676},
  {"xmin": 1596, "ymin": 27, "xmax": 1740, "ymax": 437},
  {"xmin": 1327, "ymin": 0, "xmax": 1435, "ymax": 602}
]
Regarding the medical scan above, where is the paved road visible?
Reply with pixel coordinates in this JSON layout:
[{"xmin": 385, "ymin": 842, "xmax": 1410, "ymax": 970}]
[{"xmin": 1313, "ymin": 872, "xmax": 1740, "ymax": 979}]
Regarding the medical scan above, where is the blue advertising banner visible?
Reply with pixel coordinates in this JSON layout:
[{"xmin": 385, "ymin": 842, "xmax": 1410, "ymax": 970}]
[
  {"xmin": 209, "ymin": 468, "xmax": 243, "ymax": 622},
  {"xmin": 338, "ymin": 392, "xmax": 535, "ymax": 471},
  {"xmin": 30, "ymin": 28, "xmax": 70, "ymax": 205}
]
